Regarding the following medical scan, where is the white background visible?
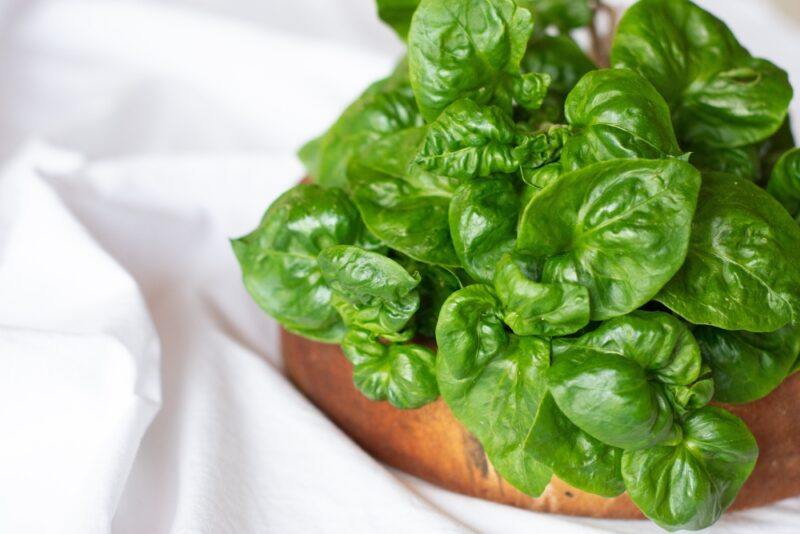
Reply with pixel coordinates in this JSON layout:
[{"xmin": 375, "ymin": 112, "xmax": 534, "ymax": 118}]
[{"xmin": 0, "ymin": 1, "xmax": 798, "ymax": 533}]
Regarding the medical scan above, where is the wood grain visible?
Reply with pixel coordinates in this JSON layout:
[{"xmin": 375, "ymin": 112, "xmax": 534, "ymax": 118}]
[{"xmin": 282, "ymin": 327, "xmax": 800, "ymax": 519}]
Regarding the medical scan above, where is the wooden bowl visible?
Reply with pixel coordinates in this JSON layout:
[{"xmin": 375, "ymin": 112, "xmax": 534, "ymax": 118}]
[{"xmin": 282, "ymin": 327, "xmax": 800, "ymax": 518}]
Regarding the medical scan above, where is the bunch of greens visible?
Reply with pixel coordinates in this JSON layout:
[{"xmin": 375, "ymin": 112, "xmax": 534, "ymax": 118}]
[{"xmin": 233, "ymin": 0, "xmax": 800, "ymax": 530}]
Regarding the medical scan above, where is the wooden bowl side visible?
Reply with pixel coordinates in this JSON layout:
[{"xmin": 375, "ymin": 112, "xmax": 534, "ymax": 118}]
[{"xmin": 281, "ymin": 328, "xmax": 800, "ymax": 519}]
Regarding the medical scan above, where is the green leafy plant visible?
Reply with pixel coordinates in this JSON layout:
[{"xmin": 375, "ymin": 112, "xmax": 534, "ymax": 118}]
[{"xmin": 235, "ymin": 0, "xmax": 799, "ymax": 530}]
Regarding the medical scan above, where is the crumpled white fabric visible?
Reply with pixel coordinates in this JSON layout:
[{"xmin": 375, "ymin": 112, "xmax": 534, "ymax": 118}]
[{"xmin": 0, "ymin": 1, "xmax": 798, "ymax": 533}]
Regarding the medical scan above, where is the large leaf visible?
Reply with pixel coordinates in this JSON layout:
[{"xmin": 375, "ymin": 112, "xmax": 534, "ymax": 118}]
[
  {"xmin": 548, "ymin": 311, "xmax": 703, "ymax": 450},
  {"xmin": 517, "ymin": 158, "xmax": 700, "ymax": 320},
  {"xmin": 561, "ymin": 68, "xmax": 683, "ymax": 171},
  {"xmin": 231, "ymin": 185, "xmax": 364, "ymax": 342},
  {"xmin": 449, "ymin": 177, "xmax": 519, "ymax": 283},
  {"xmin": 436, "ymin": 285, "xmax": 552, "ymax": 496},
  {"xmin": 767, "ymin": 148, "xmax": 800, "ymax": 220},
  {"xmin": 658, "ymin": 172, "xmax": 800, "ymax": 332},
  {"xmin": 622, "ymin": 407, "xmax": 758, "ymax": 531},
  {"xmin": 528, "ymin": 393, "xmax": 624, "ymax": 497},
  {"xmin": 612, "ymin": 0, "xmax": 792, "ymax": 148},
  {"xmin": 408, "ymin": 0, "xmax": 533, "ymax": 121},
  {"xmin": 695, "ymin": 323, "xmax": 800, "ymax": 404}
]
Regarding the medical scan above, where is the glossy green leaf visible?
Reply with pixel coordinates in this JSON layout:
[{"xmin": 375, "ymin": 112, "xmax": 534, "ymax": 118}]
[
  {"xmin": 449, "ymin": 177, "xmax": 518, "ymax": 284},
  {"xmin": 658, "ymin": 172, "xmax": 800, "ymax": 332},
  {"xmin": 494, "ymin": 254, "xmax": 589, "ymax": 337},
  {"xmin": 517, "ymin": 158, "xmax": 700, "ymax": 320},
  {"xmin": 528, "ymin": 393, "xmax": 624, "ymax": 497},
  {"xmin": 416, "ymin": 99, "xmax": 520, "ymax": 179},
  {"xmin": 549, "ymin": 311, "xmax": 703, "ymax": 449},
  {"xmin": 318, "ymin": 245, "xmax": 420, "ymax": 335},
  {"xmin": 695, "ymin": 323, "xmax": 800, "ymax": 403},
  {"xmin": 513, "ymin": 125, "xmax": 571, "ymax": 174},
  {"xmin": 521, "ymin": 162, "xmax": 562, "ymax": 191},
  {"xmin": 612, "ymin": 0, "xmax": 793, "ymax": 148},
  {"xmin": 316, "ymin": 78, "xmax": 423, "ymax": 188},
  {"xmin": 561, "ymin": 68, "xmax": 683, "ymax": 171},
  {"xmin": 511, "ymin": 71, "xmax": 551, "ymax": 111},
  {"xmin": 690, "ymin": 145, "xmax": 760, "ymax": 182},
  {"xmin": 622, "ymin": 407, "xmax": 758, "ymax": 531},
  {"xmin": 232, "ymin": 185, "xmax": 365, "ymax": 342},
  {"xmin": 436, "ymin": 285, "xmax": 553, "ymax": 496},
  {"xmin": 349, "ymin": 127, "xmax": 461, "ymax": 266},
  {"xmin": 408, "ymin": 0, "xmax": 533, "ymax": 121},
  {"xmin": 767, "ymin": 148, "xmax": 800, "ymax": 219},
  {"xmin": 376, "ymin": 0, "xmax": 420, "ymax": 39},
  {"xmin": 342, "ymin": 327, "xmax": 438, "ymax": 409}
]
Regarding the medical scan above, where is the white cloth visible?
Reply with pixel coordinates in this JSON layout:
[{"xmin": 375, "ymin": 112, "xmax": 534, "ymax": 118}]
[{"xmin": 0, "ymin": 1, "xmax": 798, "ymax": 533}]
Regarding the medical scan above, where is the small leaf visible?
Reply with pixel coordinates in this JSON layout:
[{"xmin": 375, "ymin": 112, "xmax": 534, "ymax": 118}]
[
  {"xmin": 658, "ymin": 172, "xmax": 800, "ymax": 331},
  {"xmin": 342, "ymin": 328, "xmax": 438, "ymax": 409},
  {"xmin": 494, "ymin": 253, "xmax": 589, "ymax": 337}
]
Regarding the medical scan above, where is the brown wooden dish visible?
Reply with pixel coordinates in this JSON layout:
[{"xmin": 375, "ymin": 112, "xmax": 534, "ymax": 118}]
[{"xmin": 282, "ymin": 327, "xmax": 800, "ymax": 519}]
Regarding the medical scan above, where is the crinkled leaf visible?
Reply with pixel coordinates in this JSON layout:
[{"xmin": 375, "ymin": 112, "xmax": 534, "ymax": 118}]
[
  {"xmin": 514, "ymin": 125, "xmax": 571, "ymax": 174},
  {"xmin": 436, "ymin": 285, "xmax": 552, "ymax": 496},
  {"xmin": 658, "ymin": 172, "xmax": 800, "ymax": 331},
  {"xmin": 416, "ymin": 99, "xmax": 520, "ymax": 179},
  {"xmin": 622, "ymin": 407, "xmax": 758, "ymax": 531},
  {"xmin": 517, "ymin": 158, "xmax": 700, "ymax": 320},
  {"xmin": 521, "ymin": 162, "xmax": 562, "ymax": 190}
]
